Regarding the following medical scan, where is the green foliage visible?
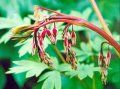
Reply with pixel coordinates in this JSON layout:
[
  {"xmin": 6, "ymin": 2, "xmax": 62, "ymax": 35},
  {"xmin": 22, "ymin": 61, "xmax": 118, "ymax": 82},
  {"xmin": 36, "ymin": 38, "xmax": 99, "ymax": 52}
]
[
  {"xmin": 65, "ymin": 64, "xmax": 99, "ymax": 79},
  {"xmin": 6, "ymin": 60, "xmax": 48, "ymax": 78},
  {"xmin": 6, "ymin": 59, "xmax": 100, "ymax": 89},
  {"xmin": 38, "ymin": 71, "xmax": 61, "ymax": 89},
  {"xmin": 0, "ymin": 14, "xmax": 30, "ymax": 29},
  {"xmin": 17, "ymin": 38, "xmax": 33, "ymax": 57},
  {"xmin": 0, "ymin": 0, "xmax": 120, "ymax": 89}
]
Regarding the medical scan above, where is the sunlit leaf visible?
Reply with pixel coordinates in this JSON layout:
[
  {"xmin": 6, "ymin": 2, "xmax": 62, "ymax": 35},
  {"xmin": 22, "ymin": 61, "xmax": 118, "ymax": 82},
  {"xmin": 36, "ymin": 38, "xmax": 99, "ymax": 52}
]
[
  {"xmin": 38, "ymin": 71, "xmax": 61, "ymax": 89},
  {"xmin": 0, "ymin": 14, "xmax": 30, "ymax": 29},
  {"xmin": 18, "ymin": 38, "xmax": 33, "ymax": 57},
  {"xmin": 0, "ymin": 31, "xmax": 12, "ymax": 44},
  {"xmin": 6, "ymin": 60, "xmax": 48, "ymax": 78}
]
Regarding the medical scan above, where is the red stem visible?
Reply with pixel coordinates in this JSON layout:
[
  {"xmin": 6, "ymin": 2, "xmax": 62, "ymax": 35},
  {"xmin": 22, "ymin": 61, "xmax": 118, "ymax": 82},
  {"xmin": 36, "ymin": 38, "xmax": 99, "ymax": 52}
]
[{"xmin": 34, "ymin": 17, "xmax": 120, "ymax": 53}]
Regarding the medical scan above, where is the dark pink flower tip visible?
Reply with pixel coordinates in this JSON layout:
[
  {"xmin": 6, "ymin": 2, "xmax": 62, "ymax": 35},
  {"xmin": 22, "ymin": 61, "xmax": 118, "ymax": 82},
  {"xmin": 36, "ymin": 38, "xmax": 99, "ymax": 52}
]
[
  {"xmin": 38, "ymin": 33, "xmax": 43, "ymax": 46},
  {"xmin": 41, "ymin": 29, "xmax": 47, "ymax": 38},
  {"xmin": 64, "ymin": 37, "xmax": 68, "ymax": 46},
  {"xmin": 52, "ymin": 27, "xmax": 57, "ymax": 37},
  {"xmin": 71, "ymin": 31, "xmax": 76, "ymax": 38},
  {"xmin": 106, "ymin": 51, "xmax": 111, "ymax": 60},
  {"xmin": 46, "ymin": 29, "xmax": 51, "ymax": 36},
  {"xmin": 105, "ymin": 51, "xmax": 111, "ymax": 66},
  {"xmin": 98, "ymin": 53, "xmax": 104, "ymax": 61},
  {"xmin": 71, "ymin": 31, "xmax": 76, "ymax": 45}
]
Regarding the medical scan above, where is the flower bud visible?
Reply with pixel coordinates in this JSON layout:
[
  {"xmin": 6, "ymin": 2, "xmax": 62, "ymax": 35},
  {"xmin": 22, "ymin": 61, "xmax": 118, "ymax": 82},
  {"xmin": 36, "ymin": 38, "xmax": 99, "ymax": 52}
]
[
  {"xmin": 46, "ymin": 29, "xmax": 51, "ymax": 36},
  {"xmin": 41, "ymin": 29, "xmax": 47, "ymax": 38},
  {"xmin": 105, "ymin": 51, "xmax": 111, "ymax": 67},
  {"xmin": 71, "ymin": 30, "xmax": 76, "ymax": 45},
  {"xmin": 11, "ymin": 25, "xmax": 30, "ymax": 35},
  {"xmin": 38, "ymin": 33, "xmax": 43, "ymax": 46},
  {"xmin": 52, "ymin": 27, "xmax": 57, "ymax": 38},
  {"xmin": 64, "ymin": 37, "xmax": 68, "ymax": 47},
  {"xmin": 46, "ymin": 29, "xmax": 56, "ymax": 44}
]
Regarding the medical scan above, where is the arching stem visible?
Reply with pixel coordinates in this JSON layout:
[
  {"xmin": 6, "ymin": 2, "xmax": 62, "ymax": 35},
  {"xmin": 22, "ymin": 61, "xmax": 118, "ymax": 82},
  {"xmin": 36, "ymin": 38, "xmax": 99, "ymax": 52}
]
[{"xmin": 33, "ymin": 17, "xmax": 120, "ymax": 53}]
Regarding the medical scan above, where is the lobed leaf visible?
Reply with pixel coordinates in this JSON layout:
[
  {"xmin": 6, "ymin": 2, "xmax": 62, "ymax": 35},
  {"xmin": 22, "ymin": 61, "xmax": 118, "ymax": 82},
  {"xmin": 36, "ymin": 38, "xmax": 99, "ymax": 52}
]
[
  {"xmin": 38, "ymin": 71, "xmax": 61, "ymax": 89},
  {"xmin": 6, "ymin": 60, "xmax": 48, "ymax": 78}
]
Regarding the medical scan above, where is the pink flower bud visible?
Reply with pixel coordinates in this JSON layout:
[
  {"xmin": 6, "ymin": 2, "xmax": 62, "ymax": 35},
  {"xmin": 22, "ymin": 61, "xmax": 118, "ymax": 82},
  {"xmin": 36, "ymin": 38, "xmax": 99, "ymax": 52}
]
[
  {"xmin": 98, "ymin": 53, "xmax": 105, "ymax": 66},
  {"xmin": 52, "ymin": 27, "xmax": 57, "ymax": 38},
  {"xmin": 38, "ymin": 33, "xmax": 43, "ymax": 46},
  {"xmin": 105, "ymin": 51, "xmax": 111, "ymax": 67},
  {"xmin": 106, "ymin": 51, "xmax": 111, "ymax": 60},
  {"xmin": 46, "ymin": 29, "xmax": 51, "ymax": 36},
  {"xmin": 71, "ymin": 31, "xmax": 76, "ymax": 45},
  {"xmin": 71, "ymin": 30, "xmax": 76, "ymax": 38},
  {"xmin": 64, "ymin": 37, "xmax": 68, "ymax": 47},
  {"xmin": 41, "ymin": 29, "xmax": 47, "ymax": 38},
  {"xmin": 98, "ymin": 53, "xmax": 104, "ymax": 61}
]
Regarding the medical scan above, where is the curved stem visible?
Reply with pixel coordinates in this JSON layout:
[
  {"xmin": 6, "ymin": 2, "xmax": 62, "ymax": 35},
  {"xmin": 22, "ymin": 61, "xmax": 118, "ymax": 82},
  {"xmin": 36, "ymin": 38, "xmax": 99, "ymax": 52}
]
[
  {"xmin": 34, "ymin": 18, "xmax": 120, "ymax": 53},
  {"xmin": 89, "ymin": 0, "xmax": 120, "ymax": 57}
]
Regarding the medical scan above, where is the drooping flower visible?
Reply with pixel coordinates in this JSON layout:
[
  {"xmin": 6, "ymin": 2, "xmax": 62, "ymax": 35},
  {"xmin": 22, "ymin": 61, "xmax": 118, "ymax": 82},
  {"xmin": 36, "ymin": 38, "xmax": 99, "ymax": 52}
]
[
  {"xmin": 52, "ymin": 25, "xmax": 57, "ymax": 43},
  {"xmin": 63, "ymin": 25, "xmax": 77, "ymax": 69},
  {"xmin": 37, "ymin": 31, "xmax": 53, "ymax": 66},
  {"xmin": 66, "ymin": 48, "xmax": 77, "ymax": 69},
  {"xmin": 98, "ymin": 49, "xmax": 112, "ymax": 84},
  {"xmin": 71, "ymin": 30, "xmax": 76, "ymax": 45},
  {"xmin": 98, "ymin": 52, "xmax": 105, "ymax": 67},
  {"xmin": 105, "ymin": 51, "xmax": 111, "ymax": 67}
]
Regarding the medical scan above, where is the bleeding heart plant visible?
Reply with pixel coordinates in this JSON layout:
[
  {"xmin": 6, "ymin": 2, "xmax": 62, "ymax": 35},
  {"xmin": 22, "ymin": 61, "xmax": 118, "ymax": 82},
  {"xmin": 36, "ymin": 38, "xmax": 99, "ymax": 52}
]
[{"xmin": 11, "ymin": 5, "xmax": 120, "ymax": 84}]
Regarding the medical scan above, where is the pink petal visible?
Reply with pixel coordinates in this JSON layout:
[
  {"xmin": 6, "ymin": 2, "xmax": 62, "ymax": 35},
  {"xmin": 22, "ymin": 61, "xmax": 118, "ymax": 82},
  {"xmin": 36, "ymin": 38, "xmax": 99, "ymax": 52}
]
[{"xmin": 52, "ymin": 27, "xmax": 57, "ymax": 37}]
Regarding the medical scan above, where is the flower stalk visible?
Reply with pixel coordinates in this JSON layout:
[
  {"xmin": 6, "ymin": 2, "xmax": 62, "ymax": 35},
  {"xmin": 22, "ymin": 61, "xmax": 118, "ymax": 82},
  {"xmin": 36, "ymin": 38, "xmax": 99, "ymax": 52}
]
[{"xmin": 11, "ymin": 6, "xmax": 120, "ymax": 70}]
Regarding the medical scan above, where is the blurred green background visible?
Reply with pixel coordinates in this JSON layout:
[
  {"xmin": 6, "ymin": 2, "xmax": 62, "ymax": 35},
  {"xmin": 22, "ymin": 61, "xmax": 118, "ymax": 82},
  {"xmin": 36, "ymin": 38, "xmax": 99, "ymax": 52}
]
[{"xmin": 0, "ymin": 0, "xmax": 120, "ymax": 89}]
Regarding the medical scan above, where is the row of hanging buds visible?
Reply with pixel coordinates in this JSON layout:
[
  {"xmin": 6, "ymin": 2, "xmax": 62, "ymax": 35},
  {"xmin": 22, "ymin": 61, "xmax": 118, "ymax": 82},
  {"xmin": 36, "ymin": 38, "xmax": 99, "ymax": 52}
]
[
  {"xmin": 63, "ymin": 24, "xmax": 77, "ymax": 69},
  {"xmin": 32, "ymin": 6, "xmax": 78, "ymax": 69},
  {"xmin": 33, "ymin": 23, "xmax": 57, "ymax": 67},
  {"xmin": 33, "ymin": 23, "xmax": 77, "ymax": 69},
  {"xmin": 98, "ymin": 42, "xmax": 111, "ymax": 84},
  {"xmin": 32, "ymin": 6, "xmax": 58, "ymax": 67}
]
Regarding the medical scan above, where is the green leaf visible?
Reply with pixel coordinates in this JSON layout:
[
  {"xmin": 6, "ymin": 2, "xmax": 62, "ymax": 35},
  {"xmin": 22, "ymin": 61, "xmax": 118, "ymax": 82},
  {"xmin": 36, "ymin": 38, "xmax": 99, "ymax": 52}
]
[
  {"xmin": 57, "ymin": 63, "xmax": 71, "ymax": 72},
  {"xmin": 91, "ymin": 37, "xmax": 103, "ymax": 52},
  {"xmin": 80, "ymin": 42, "xmax": 91, "ymax": 52},
  {"xmin": 0, "ymin": 30, "xmax": 12, "ymax": 44},
  {"xmin": 18, "ymin": 38, "xmax": 33, "ymax": 57},
  {"xmin": 82, "ymin": 8, "xmax": 92, "ymax": 20},
  {"xmin": 65, "ymin": 63, "xmax": 99, "ymax": 80},
  {"xmin": 0, "ymin": 14, "xmax": 30, "ymax": 29},
  {"xmin": 77, "ymin": 64, "xmax": 88, "ymax": 80},
  {"xmin": 72, "ymin": 47, "xmax": 85, "ymax": 56},
  {"xmin": 38, "ymin": 71, "xmax": 61, "ymax": 89},
  {"xmin": 6, "ymin": 60, "xmax": 48, "ymax": 78},
  {"xmin": 42, "ymin": 77, "xmax": 54, "ymax": 89}
]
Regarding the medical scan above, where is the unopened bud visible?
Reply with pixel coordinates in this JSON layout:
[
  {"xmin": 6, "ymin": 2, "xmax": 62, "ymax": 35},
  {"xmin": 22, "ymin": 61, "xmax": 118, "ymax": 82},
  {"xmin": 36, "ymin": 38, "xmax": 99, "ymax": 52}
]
[
  {"xmin": 71, "ymin": 30, "xmax": 76, "ymax": 45},
  {"xmin": 105, "ymin": 51, "xmax": 111, "ymax": 67},
  {"xmin": 11, "ymin": 25, "xmax": 30, "ymax": 35},
  {"xmin": 52, "ymin": 27, "xmax": 57, "ymax": 38},
  {"xmin": 46, "ymin": 29, "xmax": 51, "ymax": 36}
]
